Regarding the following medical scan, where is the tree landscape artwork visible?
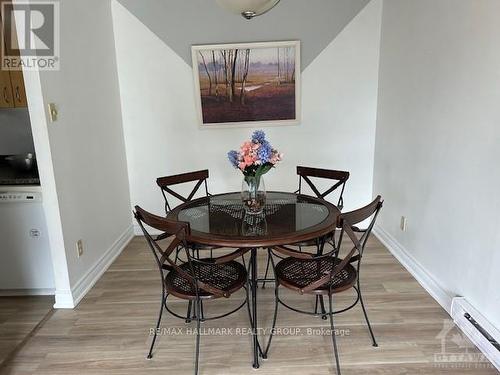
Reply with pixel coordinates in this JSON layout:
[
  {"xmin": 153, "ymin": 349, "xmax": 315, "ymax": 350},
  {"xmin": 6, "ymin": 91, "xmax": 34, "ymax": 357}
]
[{"xmin": 192, "ymin": 41, "xmax": 300, "ymax": 128}]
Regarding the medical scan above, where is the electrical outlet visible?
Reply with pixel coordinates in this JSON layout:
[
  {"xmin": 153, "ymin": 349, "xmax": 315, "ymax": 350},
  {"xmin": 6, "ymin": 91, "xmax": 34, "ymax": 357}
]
[
  {"xmin": 77, "ymin": 239, "xmax": 84, "ymax": 257},
  {"xmin": 48, "ymin": 103, "xmax": 58, "ymax": 122},
  {"xmin": 29, "ymin": 229, "xmax": 41, "ymax": 238},
  {"xmin": 400, "ymin": 216, "xmax": 408, "ymax": 232}
]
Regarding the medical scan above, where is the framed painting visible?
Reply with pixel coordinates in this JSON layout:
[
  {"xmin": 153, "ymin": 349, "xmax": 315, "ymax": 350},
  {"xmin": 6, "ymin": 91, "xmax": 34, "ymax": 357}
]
[{"xmin": 191, "ymin": 40, "xmax": 301, "ymax": 128}]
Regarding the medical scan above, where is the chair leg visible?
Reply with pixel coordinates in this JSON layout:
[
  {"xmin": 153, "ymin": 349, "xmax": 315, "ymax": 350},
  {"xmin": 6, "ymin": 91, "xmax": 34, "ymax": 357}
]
[
  {"xmin": 261, "ymin": 251, "xmax": 272, "ymax": 289},
  {"xmin": 262, "ymin": 285, "xmax": 279, "ymax": 359},
  {"xmin": 185, "ymin": 300, "xmax": 193, "ymax": 324},
  {"xmin": 358, "ymin": 279, "xmax": 378, "ymax": 347},
  {"xmin": 200, "ymin": 300, "xmax": 205, "ymax": 322},
  {"xmin": 314, "ymin": 295, "xmax": 327, "ymax": 319},
  {"xmin": 147, "ymin": 290, "xmax": 166, "ymax": 359},
  {"xmin": 327, "ymin": 294, "xmax": 342, "ymax": 375},
  {"xmin": 194, "ymin": 298, "xmax": 201, "ymax": 375},
  {"xmin": 319, "ymin": 296, "xmax": 328, "ymax": 320}
]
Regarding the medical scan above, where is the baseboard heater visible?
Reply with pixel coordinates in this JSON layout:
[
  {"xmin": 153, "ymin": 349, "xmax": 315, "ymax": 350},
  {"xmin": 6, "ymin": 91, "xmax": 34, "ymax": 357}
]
[{"xmin": 451, "ymin": 297, "xmax": 500, "ymax": 371}]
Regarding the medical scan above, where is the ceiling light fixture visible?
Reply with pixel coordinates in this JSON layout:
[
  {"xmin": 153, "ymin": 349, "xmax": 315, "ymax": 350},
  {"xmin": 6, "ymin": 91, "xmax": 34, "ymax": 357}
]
[{"xmin": 216, "ymin": 0, "xmax": 281, "ymax": 20}]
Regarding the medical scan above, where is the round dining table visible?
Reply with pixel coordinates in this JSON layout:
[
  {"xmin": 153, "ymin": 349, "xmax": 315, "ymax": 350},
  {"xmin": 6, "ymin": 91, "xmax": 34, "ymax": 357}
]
[{"xmin": 168, "ymin": 191, "xmax": 341, "ymax": 369}]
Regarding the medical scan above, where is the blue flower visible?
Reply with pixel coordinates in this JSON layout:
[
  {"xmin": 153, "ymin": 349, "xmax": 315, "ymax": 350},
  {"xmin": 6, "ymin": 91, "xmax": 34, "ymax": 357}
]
[
  {"xmin": 227, "ymin": 150, "xmax": 239, "ymax": 168},
  {"xmin": 257, "ymin": 140, "xmax": 272, "ymax": 164},
  {"xmin": 252, "ymin": 130, "xmax": 266, "ymax": 144}
]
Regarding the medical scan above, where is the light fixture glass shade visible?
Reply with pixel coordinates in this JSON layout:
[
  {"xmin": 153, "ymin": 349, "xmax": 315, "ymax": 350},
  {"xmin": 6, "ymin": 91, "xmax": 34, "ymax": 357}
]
[{"xmin": 216, "ymin": 0, "xmax": 280, "ymax": 18}]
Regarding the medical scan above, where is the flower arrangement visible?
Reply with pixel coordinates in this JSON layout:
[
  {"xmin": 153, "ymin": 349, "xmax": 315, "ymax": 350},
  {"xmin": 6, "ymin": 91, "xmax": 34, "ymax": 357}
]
[
  {"xmin": 227, "ymin": 130, "xmax": 283, "ymax": 178},
  {"xmin": 227, "ymin": 130, "xmax": 282, "ymax": 214}
]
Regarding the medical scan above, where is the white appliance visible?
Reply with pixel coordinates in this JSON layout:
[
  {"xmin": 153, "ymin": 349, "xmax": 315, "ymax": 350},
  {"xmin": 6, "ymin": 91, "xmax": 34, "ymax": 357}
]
[{"xmin": 0, "ymin": 189, "xmax": 55, "ymax": 294}]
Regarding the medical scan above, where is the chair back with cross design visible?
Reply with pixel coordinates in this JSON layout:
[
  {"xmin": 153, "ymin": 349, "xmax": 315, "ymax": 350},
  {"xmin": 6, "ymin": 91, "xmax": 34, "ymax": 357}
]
[
  {"xmin": 134, "ymin": 206, "xmax": 193, "ymax": 289},
  {"xmin": 296, "ymin": 166, "xmax": 349, "ymax": 210},
  {"xmin": 134, "ymin": 205, "xmax": 248, "ymax": 299},
  {"xmin": 157, "ymin": 169, "xmax": 210, "ymax": 214},
  {"xmin": 335, "ymin": 195, "xmax": 383, "ymax": 274}
]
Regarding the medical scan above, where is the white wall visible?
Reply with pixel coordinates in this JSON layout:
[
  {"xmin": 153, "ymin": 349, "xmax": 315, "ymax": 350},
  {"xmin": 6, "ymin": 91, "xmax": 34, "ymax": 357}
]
[
  {"xmin": 112, "ymin": 0, "xmax": 382, "ymax": 232},
  {"xmin": 21, "ymin": 0, "xmax": 133, "ymax": 307},
  {"xmin": 374, "ymin": 0, "xmax": 500, "ymax": 329}
]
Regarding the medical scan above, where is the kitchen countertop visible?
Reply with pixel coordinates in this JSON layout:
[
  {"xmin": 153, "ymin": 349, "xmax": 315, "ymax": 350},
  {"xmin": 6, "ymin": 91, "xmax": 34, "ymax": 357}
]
[{"xmin": 0, "ymin": 157, "xmax": 40, "ymax": 186}]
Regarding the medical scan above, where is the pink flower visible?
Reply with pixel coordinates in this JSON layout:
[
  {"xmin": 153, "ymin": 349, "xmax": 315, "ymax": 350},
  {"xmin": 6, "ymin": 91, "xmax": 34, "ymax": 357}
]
[
  {"xmin": 244, "ymin": 155, "xmax": 254, "ymax": 166},
  {"xmin": 240, "ymin": 141, "xmax": 253, "ymax": 154}
]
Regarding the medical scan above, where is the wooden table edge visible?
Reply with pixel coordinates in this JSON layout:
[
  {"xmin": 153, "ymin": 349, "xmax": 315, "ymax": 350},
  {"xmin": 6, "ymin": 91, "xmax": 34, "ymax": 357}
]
[{"xmin": 167, "ymin": 191, "xmax": 340, "ymax": 248}]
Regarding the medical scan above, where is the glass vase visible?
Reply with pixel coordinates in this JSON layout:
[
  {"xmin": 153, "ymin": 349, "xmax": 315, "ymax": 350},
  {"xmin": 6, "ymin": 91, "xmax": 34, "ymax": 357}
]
[
  {"xmin": 241, "ymin": 175, "xmax": 266, "ymax": 215},
  {"xmin": 241, "ymin": 213, "xmax": 268, "ymax": 236}
]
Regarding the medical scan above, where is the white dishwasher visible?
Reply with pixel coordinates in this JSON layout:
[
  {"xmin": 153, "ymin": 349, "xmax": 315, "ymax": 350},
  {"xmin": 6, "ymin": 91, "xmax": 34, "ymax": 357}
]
[{"xmin": 0, "ymin": 190, "xmax": 55, "ymax": 293}]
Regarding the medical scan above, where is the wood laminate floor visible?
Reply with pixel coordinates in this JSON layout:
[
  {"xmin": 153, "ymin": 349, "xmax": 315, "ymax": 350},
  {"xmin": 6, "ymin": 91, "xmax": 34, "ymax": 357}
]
[
  {"xmin": 0, "ymin": 296, "xmax": 53, "ymax": 367},
  {"xmin": 0, "ymin": 236, "xmax": 496, "ymax": 375}
]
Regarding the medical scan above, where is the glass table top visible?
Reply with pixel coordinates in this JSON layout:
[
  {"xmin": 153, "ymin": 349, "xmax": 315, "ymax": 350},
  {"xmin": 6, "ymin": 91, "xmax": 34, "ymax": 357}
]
[{"xmin": 175, "ymin": 192, "xmax": 332, "ymax": 239}]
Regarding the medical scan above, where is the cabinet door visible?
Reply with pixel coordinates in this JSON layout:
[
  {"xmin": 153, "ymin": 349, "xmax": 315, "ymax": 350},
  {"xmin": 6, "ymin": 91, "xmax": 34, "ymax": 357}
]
[
  {"xmin": 0, "ymin": 43, "xmax": 14, "ymax": 108},
  {"xmin": 0, "ymin": 4, "xmax": 26, "ymax": 108},
  {"xmin": 0, "ymin": 8, "xmax": 13, "ymax": 108},
  {"xmin": 0, "ymin": 71, "xmax": 13, "ymax": 108},
  {"xmin": 9, "ymin": 70, "xmax": 27, "ymax": 107}
]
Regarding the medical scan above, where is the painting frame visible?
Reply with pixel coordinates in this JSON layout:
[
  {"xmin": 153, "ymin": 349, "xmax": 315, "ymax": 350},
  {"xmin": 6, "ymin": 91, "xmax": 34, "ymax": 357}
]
[{"xmin": 191, "ymin": 40, "xmax": 301, "ymax": 129}]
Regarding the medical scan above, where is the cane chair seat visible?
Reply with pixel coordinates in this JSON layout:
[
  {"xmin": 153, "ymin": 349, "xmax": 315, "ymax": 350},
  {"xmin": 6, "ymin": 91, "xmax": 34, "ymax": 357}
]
[
  {"xmin": 275, "ymin": 257, "xmax": 357, "ymax": 295},
  {"xmin": 165, "ymin": 260, "xmax": 247, "ymax": 300}
]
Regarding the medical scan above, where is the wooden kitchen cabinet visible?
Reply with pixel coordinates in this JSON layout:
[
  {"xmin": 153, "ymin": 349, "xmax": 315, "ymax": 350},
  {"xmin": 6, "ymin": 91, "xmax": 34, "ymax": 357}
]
[
  {"xmin": 8, "ymin": 70, "xmax": 27, "ymax": 107},
  {"xmin": 0, "ymin": 33, "xmax": 14, "ymax": 108},
  {"xmin": 0, "ymin": 4, "xmax": 27, "ymax": 108},
  {"xmin": 0, "ymin": 65, "xmax": 14, "ymax": 108}
]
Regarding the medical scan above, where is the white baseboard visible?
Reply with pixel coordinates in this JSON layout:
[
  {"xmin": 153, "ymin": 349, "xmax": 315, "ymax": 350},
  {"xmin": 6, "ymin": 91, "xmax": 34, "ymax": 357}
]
[
  {"xmin": 373, "ymin": 224, "xmax": 454, "ymax": 314},
  {"xmin": 0, "ymin": 288, "xmax": 55, "ymax": 296},
  {"xmin": 54, "ymin": 225, "xmax": 134, "ymax": 309},
  {"xmin": 54, "ymin": 289, "xmax": 74, "ymax": 308},
  {"xmin": 451, "ymin": 297, "xmax": 500, "ymax": 371}
]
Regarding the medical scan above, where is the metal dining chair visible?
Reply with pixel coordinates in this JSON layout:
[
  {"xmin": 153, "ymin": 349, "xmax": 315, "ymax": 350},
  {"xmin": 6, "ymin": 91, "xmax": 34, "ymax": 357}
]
[
  {"xmin": 156, "ymin": 169, "xmax": 210, "ymax": 242},
  {"xmin": 157, "ymin": 168, "xmax": 228, "ymax": 262},
  {"xmin": 157, "ymin": 169, "xmax": 210, "ymax": 214},
  {"xmin": 261, "ymin": 166, "xmax": 350, "ymax": 296},
  {"xmin": 295, "ymin": 166, "xmax": 350, "ymax": 210},
  {"xmin": 156, "ymin": 169, "xmax": 221, "ymax": 321},
  {"xmin": 134, "ymin": 206, "xmax": 251, "ymax": 375},
  {"xmin": 262, "ymin": 196, "xmax": 383, "ymax": 375}
]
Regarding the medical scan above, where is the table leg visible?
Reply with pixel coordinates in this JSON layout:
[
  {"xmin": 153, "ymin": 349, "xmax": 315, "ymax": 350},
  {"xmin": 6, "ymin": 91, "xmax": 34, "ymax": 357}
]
[{"xmin": 251, "ymin": 248, "xmax": 260, "ymax": 369}]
